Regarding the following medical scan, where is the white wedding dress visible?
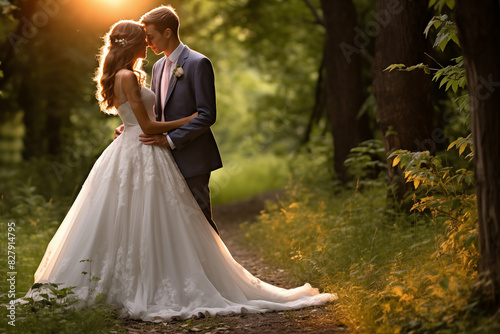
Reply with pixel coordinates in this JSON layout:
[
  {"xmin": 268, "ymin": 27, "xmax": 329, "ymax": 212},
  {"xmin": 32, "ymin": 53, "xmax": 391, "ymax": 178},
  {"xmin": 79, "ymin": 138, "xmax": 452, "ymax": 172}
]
[{"xmin": 30, "ymin": 86, "xmax": 335, "ymax": 322}]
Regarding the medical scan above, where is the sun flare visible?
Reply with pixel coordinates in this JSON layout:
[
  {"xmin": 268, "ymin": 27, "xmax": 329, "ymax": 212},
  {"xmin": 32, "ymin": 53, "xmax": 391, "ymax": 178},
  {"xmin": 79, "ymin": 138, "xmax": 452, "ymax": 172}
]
[
  {"xmin": 102, "ymin": 0, "xmax": 125, "ymax": 6},
  {"xmin": 75, "ymin": 0, "xmax": 159, "ymax": 27}
]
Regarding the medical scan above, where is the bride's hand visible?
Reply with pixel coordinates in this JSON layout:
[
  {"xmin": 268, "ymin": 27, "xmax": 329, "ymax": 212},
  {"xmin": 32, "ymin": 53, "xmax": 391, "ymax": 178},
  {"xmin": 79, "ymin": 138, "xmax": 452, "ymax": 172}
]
[
  {"xmin": 114, "ymin": 124, "xmax": 125, "ymax": 140},
  {"xmin": 189, "ymin": 112, "xmax": 199, "ymax": 120}
]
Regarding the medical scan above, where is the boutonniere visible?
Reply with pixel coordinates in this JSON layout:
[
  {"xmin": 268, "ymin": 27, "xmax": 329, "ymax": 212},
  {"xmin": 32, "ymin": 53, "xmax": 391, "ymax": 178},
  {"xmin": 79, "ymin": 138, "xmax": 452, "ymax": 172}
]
[
  {"xmin": 172, "ymin": 64, "xmax": 184, "ymax": 78},
  {"xmin": 170, "ymin": 64, "xmax": 183, "ymax": 88}
]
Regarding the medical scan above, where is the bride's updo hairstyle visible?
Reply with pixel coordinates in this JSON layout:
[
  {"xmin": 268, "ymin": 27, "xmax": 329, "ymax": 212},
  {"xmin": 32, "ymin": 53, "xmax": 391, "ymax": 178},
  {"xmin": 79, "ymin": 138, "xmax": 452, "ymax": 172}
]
[{"xmin": 94, "ymin": 20, "xmax": 147, "ymax": 114}]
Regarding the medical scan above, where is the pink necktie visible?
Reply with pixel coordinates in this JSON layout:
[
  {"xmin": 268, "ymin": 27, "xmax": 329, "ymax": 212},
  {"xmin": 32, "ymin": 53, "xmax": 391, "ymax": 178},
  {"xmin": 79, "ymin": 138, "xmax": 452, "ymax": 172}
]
[{"xmin": 160, "ymin": 58, "xmax": 172, "ymax": 115}]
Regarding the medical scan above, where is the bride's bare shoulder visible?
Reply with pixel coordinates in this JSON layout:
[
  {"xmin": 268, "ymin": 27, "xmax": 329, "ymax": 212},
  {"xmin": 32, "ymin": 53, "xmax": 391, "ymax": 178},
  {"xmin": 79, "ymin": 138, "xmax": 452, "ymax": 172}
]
[
  {"xmin": 117, "ymin": 70, "xmax": 140, "ymax": 88},
  {"xmin": 116, "ymin": 69, "xmax": 136, "ymax": 81}
]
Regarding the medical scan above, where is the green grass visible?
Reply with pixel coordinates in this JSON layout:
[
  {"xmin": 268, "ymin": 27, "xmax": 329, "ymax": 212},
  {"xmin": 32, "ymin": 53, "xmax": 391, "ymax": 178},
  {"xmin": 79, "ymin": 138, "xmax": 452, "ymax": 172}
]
[
  {"xmin": 242, "ymin": 180, "xmax": 498, "ymax": 333},
  {"xmin": 210, "ymin": 153, "xmax": 288, "ymax": 205}
]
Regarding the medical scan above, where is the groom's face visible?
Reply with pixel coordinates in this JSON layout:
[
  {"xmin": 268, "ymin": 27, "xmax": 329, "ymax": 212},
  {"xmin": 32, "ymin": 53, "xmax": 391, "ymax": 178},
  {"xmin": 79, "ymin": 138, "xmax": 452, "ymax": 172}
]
[{"xmin": 145, "ymin": 24, "xmax": 169, "ymax": 55}]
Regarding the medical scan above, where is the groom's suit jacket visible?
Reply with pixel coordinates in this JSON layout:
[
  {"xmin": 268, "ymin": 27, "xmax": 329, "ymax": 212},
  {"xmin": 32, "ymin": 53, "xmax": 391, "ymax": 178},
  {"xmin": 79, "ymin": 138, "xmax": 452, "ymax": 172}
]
[{"xmin": 151, "ymin": 45, "xmax": 222, "ymax": 179}]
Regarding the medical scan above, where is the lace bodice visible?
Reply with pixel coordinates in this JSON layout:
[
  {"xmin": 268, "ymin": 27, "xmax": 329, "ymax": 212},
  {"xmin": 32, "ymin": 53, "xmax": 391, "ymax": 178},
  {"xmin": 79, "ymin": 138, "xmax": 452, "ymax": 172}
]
[{"xmin": 117, "ymin": 87, "xmax": 156, "ymax": 129}]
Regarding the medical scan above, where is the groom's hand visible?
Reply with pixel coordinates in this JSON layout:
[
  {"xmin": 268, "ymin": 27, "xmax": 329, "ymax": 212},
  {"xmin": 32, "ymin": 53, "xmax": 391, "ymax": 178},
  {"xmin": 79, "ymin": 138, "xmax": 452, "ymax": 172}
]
[
  {"xmin": 114, "ymin": 124, "xmax": 124, "ymax": 140},
  {"xmin": 139, "ymin": 133, "xmax": 169, "ymax": 148}
]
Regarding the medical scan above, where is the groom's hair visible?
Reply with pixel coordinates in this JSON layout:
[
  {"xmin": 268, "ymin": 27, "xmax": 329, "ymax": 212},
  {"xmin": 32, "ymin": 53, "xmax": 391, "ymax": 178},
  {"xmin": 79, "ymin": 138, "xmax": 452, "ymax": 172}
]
[{"xmin": 140, "ymin": 5, "xmax": 180, "ymax": 37}]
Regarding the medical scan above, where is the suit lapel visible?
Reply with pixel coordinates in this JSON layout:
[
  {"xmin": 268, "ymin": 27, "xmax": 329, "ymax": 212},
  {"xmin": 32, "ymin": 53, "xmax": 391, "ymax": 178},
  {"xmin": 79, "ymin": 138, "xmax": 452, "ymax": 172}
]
[{"xmin": 163, "ymin": 46, "xmax": 190, "ymax": 116}]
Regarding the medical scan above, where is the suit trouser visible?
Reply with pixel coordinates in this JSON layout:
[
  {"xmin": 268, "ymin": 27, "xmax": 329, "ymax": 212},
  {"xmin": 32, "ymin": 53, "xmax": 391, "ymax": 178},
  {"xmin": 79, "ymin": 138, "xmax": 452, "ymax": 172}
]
[{"xmin": 185, "ymin": 173, "xmax": 219, "ymax": 235}]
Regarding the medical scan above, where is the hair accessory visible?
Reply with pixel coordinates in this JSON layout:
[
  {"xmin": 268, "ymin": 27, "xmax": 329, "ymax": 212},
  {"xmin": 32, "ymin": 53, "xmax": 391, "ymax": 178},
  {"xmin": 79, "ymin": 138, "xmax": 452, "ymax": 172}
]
[{"xmin": 114, "ymin": 38, "xmax": 128, "ymax": 47}]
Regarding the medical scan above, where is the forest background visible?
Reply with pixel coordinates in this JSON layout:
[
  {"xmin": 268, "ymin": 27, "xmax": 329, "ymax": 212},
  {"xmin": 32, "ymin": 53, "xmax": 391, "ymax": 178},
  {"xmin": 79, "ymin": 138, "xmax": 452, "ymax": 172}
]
[{"xmin": 1, "ymin": 0, "xmax": 500, "ymax": 333}]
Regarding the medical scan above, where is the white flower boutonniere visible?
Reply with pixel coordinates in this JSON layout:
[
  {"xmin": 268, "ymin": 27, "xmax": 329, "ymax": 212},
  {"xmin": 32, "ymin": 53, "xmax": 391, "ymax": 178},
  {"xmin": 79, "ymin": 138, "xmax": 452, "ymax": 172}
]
[{"xmin": 172, "ymin": 64, "xmax": 184, "ymax": 78}]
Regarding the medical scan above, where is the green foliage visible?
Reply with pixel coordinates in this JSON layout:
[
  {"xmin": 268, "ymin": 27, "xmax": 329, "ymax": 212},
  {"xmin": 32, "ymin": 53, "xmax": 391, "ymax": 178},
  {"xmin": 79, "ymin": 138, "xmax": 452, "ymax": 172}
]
[
  {"xmin": 214, "ymin": 0, "xmax": 326, "ymax": 149},
  {"xmin": 0, "ymin": 176, "xmax": 64, "ymax": 227},
  {"xmin": 1, "ymin": 1, "xmax": 102, "ymax": 159},
  {"xmin": 80, "ymin": 259, "xmax": 103, "ymax": 302},
  {"xmin": 432, "ymin": 56, "xmax": 466, "ymax": 93},
  {"xmin": 290, "ymin": 132, "xmax": 336, "ymax": 187},
  {"xmin": 384, "ymin": 63, "xmax": 431, "ymax": 74},
  {"xmin": 0, "ymin": 173, "xmax": 122, "ymax": 333},
  {"xmin": 390, "ymin": 148, "xmax": 476, "ymax": 263},
  {"xmin": 344, "ymin": 139, "xmax": 386, "ymax": 186},
  {"xmin": 0, "ymin": 112, "xmax": 24, "ymax": 163},
  {"xmin": 0, "ymin": 174, "xmax": 64, "ymax": 308},
  {"xmin": 385, "ymin": 54, "xmax": 465, "ymax": 94},
  {"xmin": 0, "ymin": 109, "xmax": 116, "ymax": 201},
  {"xmin": 429, "ymin": 0, "xmax": 455, "ymax": 12},
  {"xmin": 0, "ymin": 283, "xmax": 124, "ymax": 333},
  {"xmin": 448, "ymin": 134, "xmax": 473, "ymax": 160},
  {"xmin": 424, "ymin": 14, "xmax": 460, "ymax": 51},
  {"xmin": 384, "ymin": 144, "xmax": 481, "ymax": 332},
  {"xmin": 21, "ymin": 283, "xmax": 77, "ymax": 311}
]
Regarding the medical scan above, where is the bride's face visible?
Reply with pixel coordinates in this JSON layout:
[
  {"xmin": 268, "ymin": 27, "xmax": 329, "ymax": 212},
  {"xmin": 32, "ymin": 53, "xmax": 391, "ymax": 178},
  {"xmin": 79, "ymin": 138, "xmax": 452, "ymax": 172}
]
[
  {"xmin": 135, "ymin": 39, "xmax": 148, "ymax": 59},
  {"xmin": 145, "ymin": 24, "xmax": 168, "ymax": 55}
]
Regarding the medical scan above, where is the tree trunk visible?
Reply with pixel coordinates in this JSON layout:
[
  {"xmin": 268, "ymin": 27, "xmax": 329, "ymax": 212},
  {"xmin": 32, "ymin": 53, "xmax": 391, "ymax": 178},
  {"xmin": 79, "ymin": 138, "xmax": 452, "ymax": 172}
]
[
  {"xmin": 455, "ymin": 0, "xmax": 500, "ymax": 312},
  {"xmin": 47, "ymin": 109, "xmax": 64, "ymax": 156},
  {"xmin": 372, "ymin": 0, "xmax": 434, "ymax": 203},
  {"xmin": 20, "ymin": 81, "xmax": 47, "ymax": 159},
  {"xmin": 320, "ymin": 0, "xmax": 371, "ymax": 183}
]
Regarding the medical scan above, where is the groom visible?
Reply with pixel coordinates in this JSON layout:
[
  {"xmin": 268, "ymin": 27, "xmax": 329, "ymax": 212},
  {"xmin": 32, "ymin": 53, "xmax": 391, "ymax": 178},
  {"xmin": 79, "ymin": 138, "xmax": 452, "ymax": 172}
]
[{"xmin": 116, "ymin": 5, "xmax": 222, "ymax": 234}]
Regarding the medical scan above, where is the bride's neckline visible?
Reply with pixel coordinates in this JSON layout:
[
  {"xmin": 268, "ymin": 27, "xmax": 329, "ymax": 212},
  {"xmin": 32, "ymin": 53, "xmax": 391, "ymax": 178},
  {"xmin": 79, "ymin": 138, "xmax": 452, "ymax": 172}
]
[
  {"xmin": 117, "ymin": 86, "xmax": 152, "ymax": 109},
  {"xmin": 117, "ymin": 101, "xmax": 130, "ymax": 108}
]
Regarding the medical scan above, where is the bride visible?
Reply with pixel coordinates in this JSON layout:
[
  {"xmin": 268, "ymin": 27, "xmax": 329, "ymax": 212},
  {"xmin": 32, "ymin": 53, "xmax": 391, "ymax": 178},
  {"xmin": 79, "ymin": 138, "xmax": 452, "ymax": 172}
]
[{"xmin": 29, "ymin": 20, "xmax": 336, "ymax": 322}]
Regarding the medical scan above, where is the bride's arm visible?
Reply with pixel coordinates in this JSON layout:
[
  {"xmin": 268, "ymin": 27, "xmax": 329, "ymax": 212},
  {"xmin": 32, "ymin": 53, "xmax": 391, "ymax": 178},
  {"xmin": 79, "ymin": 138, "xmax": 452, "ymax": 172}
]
[{"xmin": 121, "ymin": 71, "xmax": 196, "ymax": 134}]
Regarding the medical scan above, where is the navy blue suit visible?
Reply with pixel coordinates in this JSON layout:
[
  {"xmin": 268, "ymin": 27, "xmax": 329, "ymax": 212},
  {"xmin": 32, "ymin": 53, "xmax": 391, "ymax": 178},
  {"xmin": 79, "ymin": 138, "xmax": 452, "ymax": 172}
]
[{"xmin": 151, "ymin": 45, "xmax": 222, "ymax": 233}]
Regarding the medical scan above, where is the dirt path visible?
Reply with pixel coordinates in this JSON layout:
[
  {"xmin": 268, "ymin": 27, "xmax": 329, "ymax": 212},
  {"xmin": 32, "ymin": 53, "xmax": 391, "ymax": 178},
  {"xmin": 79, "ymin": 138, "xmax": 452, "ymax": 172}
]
[{"xmin": 122, "ymin": 192, "xmax": 346, "ymax": 333}]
